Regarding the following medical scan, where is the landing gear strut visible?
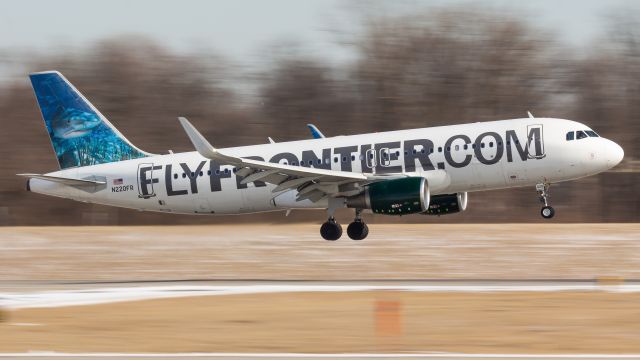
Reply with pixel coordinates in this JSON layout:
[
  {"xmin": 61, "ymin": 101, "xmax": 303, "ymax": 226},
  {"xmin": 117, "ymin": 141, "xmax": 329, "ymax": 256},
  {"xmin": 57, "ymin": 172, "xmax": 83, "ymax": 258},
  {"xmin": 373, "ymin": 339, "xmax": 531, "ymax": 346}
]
[
  {"xmin": 536, "ymin": 182, "xmax": 555, "ymax": 219},
  {"xmin": 320, "ymin": 217, "xmax": 342, "ymax": 241},
  {"xmin": 347, "ymin": 209, "xmax": 369, "ymax": 240}
]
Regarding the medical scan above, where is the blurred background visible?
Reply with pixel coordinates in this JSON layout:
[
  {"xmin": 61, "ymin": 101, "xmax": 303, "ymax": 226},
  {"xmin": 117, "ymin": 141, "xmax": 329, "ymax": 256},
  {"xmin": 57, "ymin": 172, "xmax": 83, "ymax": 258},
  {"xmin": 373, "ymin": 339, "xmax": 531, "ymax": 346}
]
[{"xmin": 0, "ymin": 0, "xmax": 638, "ymax": 225}]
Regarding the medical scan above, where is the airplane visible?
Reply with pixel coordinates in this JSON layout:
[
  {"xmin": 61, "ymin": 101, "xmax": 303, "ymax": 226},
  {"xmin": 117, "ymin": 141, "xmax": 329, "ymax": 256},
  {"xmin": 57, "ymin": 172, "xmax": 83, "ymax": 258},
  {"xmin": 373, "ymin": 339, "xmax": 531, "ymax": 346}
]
[{"xmin": 19, "ymin": 71, "xmax": 624, "ymax": 240}]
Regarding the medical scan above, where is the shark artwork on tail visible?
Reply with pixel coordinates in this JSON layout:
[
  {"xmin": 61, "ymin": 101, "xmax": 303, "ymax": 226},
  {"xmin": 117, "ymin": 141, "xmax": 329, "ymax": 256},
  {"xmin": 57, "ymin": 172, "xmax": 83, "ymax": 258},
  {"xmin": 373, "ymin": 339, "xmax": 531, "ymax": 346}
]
[{"xmin": 30, "ymin": 72, "xmax": 149, "ymax": 169}]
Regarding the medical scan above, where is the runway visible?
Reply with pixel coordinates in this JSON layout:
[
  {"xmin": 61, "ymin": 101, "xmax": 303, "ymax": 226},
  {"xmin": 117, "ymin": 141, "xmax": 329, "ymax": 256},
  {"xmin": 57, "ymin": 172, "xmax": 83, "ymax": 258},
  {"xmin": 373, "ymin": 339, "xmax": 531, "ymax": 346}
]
[{"xmin": 2, "ymin": 224, "xmax": 639, "ymax": 282}]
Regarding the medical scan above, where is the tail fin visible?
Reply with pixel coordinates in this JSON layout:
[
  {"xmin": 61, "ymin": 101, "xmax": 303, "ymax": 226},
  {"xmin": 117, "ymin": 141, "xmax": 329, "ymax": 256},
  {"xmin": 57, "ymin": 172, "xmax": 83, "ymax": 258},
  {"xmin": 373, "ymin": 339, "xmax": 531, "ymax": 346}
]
[{"xmin": 29, "ymin": 71, "xmax": 150, "ymax": 169}]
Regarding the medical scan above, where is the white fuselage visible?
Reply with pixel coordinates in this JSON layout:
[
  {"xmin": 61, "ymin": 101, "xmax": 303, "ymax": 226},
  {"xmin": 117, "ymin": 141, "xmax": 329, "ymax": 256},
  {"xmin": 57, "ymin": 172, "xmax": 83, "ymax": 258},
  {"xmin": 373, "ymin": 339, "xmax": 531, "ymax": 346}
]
[{"xmin": 28, "ymin": 118, "xmax": 623, "ymax": 215}]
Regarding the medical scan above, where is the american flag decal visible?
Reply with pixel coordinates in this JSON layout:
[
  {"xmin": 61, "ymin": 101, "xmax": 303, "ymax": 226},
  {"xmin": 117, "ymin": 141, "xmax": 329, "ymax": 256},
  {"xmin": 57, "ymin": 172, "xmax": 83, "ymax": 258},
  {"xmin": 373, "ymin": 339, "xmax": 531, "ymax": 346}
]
[{"xmin": 113, "ymin": 178, "xmax": 123, "ymax": 185}]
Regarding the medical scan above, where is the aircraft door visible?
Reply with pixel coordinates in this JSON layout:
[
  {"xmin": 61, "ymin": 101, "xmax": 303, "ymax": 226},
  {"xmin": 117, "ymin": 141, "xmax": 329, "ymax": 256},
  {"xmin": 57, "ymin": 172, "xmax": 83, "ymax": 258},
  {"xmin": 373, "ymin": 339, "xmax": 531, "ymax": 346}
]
[
  {"xmin": 137, "ymin": 163, "xmax": 159, "ymax": 199},
  {"xmin": 365, "ymin": 148, "xmax": 377, "ymax": 174},
  {"xmin": 379, "ymin": 147, "xmax": 391, "ymax": 167},
  {"xmin": 527, "ymin": 124, "xmax": 545, "ymax": 159}
]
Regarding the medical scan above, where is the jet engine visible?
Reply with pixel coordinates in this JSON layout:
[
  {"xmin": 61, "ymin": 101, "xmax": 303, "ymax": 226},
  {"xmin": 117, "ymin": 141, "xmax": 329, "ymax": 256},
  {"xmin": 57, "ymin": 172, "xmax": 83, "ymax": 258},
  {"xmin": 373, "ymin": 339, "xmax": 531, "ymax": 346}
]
[
  {"xmin": 346, "ymin": 177, "xmax": 429, "ymax": 215},
  {"xmin": 422, "ymin": 192, "xmax": 468, "ymax": 216}
]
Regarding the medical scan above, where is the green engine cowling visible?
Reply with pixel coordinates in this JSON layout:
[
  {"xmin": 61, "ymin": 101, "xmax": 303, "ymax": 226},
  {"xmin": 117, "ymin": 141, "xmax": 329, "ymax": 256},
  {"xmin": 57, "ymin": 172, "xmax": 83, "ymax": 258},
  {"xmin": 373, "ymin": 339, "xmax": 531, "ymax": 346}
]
[
  {"xmin": 346, "ymin": 177, "xmax": 429, "ymax": 215},
  {"xmin": 423, "ymin": 192, "xmax": 468, "ymax": 215}
]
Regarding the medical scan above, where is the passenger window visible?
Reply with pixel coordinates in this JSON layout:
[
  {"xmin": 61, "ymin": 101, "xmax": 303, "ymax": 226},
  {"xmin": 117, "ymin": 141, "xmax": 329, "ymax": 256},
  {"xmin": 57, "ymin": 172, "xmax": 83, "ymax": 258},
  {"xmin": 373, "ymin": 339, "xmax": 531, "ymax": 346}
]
[
  {"xmin": 463, "ymin": 144, "xmax": 468, "ymax": 150},
  {"xmin": 438, "ymin": 147, "xmax": 442, "ymax": 153},
  {"xmin": 566, "ymin": 132, "xmax": 574, "ymax": 141},
  {"xmin": 489, "ymin": 142, "xmax": 494, "ymax": 147},
  {"xmin": 454, "ymin": 145, "xmax": 459, "ymax": 151},
  {"xmin": 481, "ymin": 143, "xmax": 485, "ymax": 148},
  {"xmin": 586, "ymin": 130, "xmax": 599, "ymax": 137},
  {"xmin": 174, "ymin": 174, "xmax": 178, "ymax": 179},
  {"xmin": 576, "ymin": 131, "xmax": 588, "ymax": 140}
]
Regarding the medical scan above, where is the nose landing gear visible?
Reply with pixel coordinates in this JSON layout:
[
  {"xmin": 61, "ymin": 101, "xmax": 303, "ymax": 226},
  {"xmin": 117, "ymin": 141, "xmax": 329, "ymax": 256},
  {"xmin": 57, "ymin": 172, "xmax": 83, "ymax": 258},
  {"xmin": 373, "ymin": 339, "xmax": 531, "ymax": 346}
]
[{"xmin": 536, "ymin": 182, "xmax": 555, "ymax": 219}]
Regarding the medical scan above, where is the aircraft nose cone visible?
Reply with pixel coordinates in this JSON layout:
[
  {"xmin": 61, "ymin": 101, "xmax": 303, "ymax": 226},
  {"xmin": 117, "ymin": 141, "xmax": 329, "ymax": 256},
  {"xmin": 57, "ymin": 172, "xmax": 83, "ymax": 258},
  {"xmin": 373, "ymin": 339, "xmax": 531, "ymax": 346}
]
[{"xmin": 606, "ymin": 140, "xmax": 624, "ymax": 168}]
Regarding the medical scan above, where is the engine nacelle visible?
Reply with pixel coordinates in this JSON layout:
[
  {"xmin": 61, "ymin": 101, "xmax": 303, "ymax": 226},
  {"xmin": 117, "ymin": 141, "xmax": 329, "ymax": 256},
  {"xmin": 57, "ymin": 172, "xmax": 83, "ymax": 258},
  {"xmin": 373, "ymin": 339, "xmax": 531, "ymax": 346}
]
[
  {"xmin": 346, "ymin": 177, "xmax": 429, "ymax": 215},
  {"xmin": 423, "ymin": 192, "xmax": 468, "ymax": 216}
]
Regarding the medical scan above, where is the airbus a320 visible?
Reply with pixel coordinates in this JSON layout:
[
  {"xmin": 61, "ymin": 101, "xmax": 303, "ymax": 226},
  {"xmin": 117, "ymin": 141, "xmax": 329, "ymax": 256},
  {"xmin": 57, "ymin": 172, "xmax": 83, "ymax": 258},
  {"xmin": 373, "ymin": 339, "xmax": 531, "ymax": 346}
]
[{"xmin": 20, "ymin": 71, "xmax": 624, "ymax": 240}]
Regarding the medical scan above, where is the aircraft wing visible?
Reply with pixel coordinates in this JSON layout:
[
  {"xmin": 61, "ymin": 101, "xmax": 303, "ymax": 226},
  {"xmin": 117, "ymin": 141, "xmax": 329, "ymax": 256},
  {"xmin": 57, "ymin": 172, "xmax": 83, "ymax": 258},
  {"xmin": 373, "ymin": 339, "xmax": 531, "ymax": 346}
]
[{"xmin": 178, "ymin": 117, "xmax": 399, "ymax": 202}]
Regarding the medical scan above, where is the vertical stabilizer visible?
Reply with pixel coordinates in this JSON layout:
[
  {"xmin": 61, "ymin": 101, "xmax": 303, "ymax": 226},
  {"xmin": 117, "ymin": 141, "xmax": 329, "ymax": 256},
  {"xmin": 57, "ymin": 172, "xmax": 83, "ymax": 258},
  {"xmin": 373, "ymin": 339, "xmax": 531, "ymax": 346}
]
[{"xmin": 29, "ymin": 71, "xmax": 150, "ymax": 169}]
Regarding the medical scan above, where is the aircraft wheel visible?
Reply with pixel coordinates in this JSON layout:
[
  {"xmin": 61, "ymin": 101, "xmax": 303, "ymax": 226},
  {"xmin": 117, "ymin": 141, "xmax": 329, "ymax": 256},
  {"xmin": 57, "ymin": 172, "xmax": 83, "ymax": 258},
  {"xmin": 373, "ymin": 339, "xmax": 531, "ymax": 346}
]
[
  {"xmin": 320, "ymin": 218, "xmax": 342, "ymax": 241},
  {"xmin": 347, "ymin": 220, "xmax": 369, "ymax": 240},
  {"xmin": 541, "ymin": 206, "xmax": 555, "ymax": 219}
]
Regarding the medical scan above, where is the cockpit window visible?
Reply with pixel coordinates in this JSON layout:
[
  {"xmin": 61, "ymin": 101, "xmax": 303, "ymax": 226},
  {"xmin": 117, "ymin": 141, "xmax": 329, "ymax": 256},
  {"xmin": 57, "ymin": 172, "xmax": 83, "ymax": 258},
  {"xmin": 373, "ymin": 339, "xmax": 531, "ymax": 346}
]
[
  {"xmin": 566, "ymin": 131, "xmax": 574, "ymax": 141},
  {"xmin": 576, "ymin": 131, "xmax": 588, "ymax": 140},
  {"xmin": 585, "ymin": 130, "xmax": 599, "ymax": 137}
]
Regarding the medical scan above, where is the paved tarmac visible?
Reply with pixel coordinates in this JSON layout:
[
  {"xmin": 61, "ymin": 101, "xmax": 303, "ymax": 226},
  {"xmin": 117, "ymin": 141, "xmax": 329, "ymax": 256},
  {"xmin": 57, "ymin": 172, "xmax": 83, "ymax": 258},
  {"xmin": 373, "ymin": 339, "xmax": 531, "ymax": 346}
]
[{"xmin": 1, "ymin": 279, "xmax": 638, "ymax": 309}]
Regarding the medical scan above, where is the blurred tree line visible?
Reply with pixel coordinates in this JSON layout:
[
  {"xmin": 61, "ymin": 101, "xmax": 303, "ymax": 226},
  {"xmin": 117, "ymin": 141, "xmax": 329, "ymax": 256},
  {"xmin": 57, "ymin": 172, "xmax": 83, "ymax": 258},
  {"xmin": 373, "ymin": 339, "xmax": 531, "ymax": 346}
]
[{"xmin": 0, "ymin": 7, "xmax": 637, "ymax": 225}]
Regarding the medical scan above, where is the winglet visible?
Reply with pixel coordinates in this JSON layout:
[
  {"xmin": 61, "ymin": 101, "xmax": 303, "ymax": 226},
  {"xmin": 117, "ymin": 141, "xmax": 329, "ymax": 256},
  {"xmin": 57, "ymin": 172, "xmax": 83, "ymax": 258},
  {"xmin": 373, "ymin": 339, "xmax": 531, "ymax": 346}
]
[
  {"xmin": 307, "ymin": 124, "xmax": 325, "ymax": 139},
  {"xmin": 527, "ymin": 111, "xmax": 535, "ymax": 119},
  {"xmin": 178, "ymin": 117, "xmax": 238, "ymax": 164}
]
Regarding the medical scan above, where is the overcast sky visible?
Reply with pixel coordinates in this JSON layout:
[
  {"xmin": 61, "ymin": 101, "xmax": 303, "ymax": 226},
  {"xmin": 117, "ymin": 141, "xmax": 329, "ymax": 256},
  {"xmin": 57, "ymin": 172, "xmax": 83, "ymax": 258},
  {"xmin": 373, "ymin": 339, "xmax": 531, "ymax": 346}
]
[{"xmin": 1, "ymin": 0, "xmax": 639, "ymax": 61}]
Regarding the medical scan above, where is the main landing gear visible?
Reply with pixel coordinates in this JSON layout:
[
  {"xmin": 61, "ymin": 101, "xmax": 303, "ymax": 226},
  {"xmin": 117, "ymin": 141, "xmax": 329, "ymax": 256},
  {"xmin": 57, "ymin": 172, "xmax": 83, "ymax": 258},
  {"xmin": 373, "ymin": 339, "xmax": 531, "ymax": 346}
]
[
  {"xmin": 320, "ymin": 217, "xmax": 342, "ymax": 241},
  {"xmin": 347, "ymin": 209, "xmax": 369, "ymax": 241},
  {"xmin": 536, "ymin": 182, "xmax": 555, "ymax": 219},
  {"xmin": 320, "ymin": 209, "xmax": 369, "ymax": 241}
]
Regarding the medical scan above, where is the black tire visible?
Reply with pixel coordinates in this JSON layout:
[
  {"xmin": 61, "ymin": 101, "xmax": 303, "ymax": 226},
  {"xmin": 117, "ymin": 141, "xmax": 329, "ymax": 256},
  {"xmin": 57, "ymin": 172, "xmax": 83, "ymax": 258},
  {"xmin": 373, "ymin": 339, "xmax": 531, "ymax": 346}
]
[
  {"xmin": 541, "ymin": 206, "xmax": 555, "ymax": 219},
  {"xmin": 347, "ymin": 221, "xmax": 369, "ymax": 240},
  {"xmin": 320, "ymin": 221, "xmax": 342, "ymax": 241}
]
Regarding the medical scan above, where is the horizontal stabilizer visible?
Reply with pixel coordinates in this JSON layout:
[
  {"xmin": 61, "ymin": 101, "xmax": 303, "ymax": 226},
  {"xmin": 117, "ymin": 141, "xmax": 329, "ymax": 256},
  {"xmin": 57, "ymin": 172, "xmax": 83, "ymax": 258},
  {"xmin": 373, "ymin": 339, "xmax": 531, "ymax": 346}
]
[{"xmin": 17, "ymin": 173, "xmax": 106, "ymax": 187}]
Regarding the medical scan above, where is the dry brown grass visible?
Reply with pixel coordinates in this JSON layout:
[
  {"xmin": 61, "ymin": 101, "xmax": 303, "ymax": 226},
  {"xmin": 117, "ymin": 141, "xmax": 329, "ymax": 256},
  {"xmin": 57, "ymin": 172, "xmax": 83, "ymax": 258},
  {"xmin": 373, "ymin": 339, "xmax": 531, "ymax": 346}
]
[{"xmin": 2, "ymin": 291, "xmax": 640, "ymax": 353}]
